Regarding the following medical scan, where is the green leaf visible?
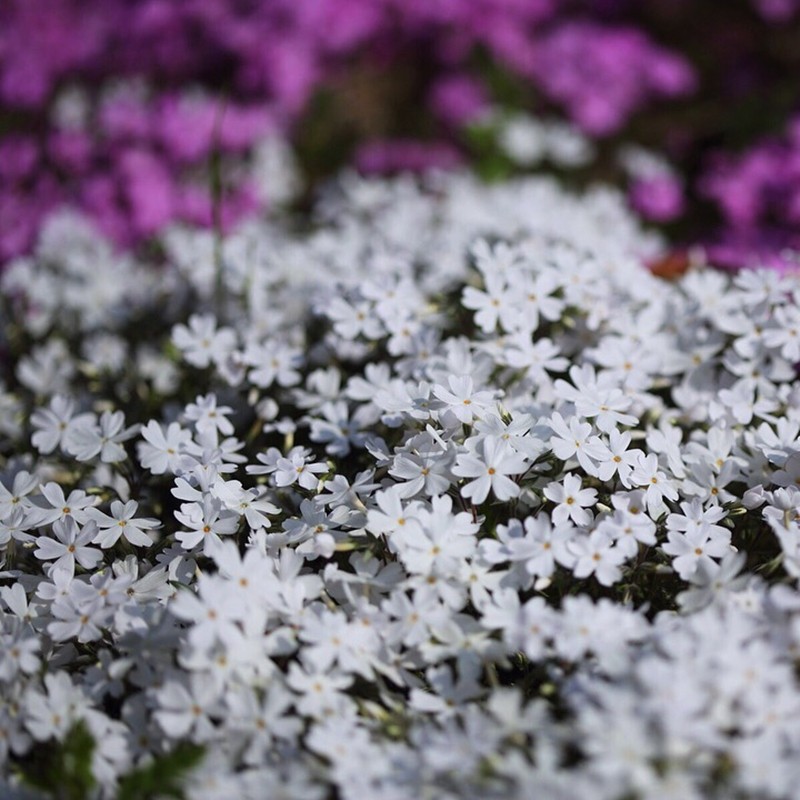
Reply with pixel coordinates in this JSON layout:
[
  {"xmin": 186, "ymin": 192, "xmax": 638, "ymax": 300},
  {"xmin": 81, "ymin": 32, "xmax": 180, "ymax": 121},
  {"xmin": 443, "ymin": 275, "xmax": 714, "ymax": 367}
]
[
  {"xmin": 17, "ymin": 720, "xmax": 96, "ymax": 800},
  {"xmin": 117, "ymin": 743, "xmax": 205, "ymax": 800}
]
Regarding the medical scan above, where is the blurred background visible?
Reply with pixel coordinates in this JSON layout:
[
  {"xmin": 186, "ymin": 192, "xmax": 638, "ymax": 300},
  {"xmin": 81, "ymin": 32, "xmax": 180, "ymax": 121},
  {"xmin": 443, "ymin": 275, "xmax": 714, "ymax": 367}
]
[{"xmin": 1, "ymin": 0, "xmax": 799, "ymax": 270}]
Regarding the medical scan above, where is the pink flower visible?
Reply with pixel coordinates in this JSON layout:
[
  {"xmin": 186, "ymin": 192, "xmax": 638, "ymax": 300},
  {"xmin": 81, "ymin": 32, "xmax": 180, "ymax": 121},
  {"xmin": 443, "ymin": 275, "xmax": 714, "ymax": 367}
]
[{"xmin": 629, "ymin": 175, "xmax": 685, "ymax": 222}]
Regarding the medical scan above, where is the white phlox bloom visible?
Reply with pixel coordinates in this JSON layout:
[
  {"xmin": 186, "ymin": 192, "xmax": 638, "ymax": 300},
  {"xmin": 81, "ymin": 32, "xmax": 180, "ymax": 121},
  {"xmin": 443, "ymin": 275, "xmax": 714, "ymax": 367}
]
[
  {"xmin": 452, "ymin": 436, "xmax": 529, "ymax": 504},
  {"xmin": 547, "ymin": 412, "xmax": 605, "ymax": 476},
  {"xmin": 5, "ymin": 171, "xmax": 800, "ymax": 800},
  {"xmin": 432, "ymin": 374, "xmax": 497, "ymax": 426},
  {"xmin": 543, "ymin": 473, "xmax": 597, "ymax": 527},
  {"xmin": 63, "ymin": 410, "xmax": 139, "ymax": 463},
  {"xmin": 87, "ymin": 499, "xmax": 160, "ymax": 548}
]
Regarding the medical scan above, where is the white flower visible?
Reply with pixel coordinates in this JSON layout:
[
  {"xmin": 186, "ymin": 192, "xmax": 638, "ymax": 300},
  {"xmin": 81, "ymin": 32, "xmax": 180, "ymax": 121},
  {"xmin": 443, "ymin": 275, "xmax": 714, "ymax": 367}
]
[
  {"xmin": 366, "ymin": 486, "xmax": 421, "ymax": 539},
  {"xmin": 629, "ymin": 453, "xmax": 678, "ymax": 517},
  {"xmin": 184, "ymin": 394, "xmax": 235, "ymax": 441},
  {"xmin": 462, "ymin": 271, "xmax": 513, "ymax": 334},
  {"xmin": 0, "ymin": 626, "xmax": 40, "ymax": 679},
  {"xmin": 174, "ymin": 496, "xmax": 240, "ymax": 554},
  {"xmin": 763, "ymin": 304, "xmax": 800, "ymax": 362},
  {"xmin": 480, "ymin": 589, "xmax": 556, "ymax": 659},
  {"xmin": 554, "ymin": 365, "xmax": 637, "ymax": 432},
  {"xmin": 226, "ymin": 685, "xmax": 301, "ymax": 765},
  {"xmin": 392, "ymin": 494, "xmax": 477, "ymax": 576},
  {"xmin": 172, "ymin": 313, "xmax": 237, "ymax": 369},
  {"xmin": 63, "ymin": 410, "xmax": 138, "ymax": 462},
  {"xmin": 325, "ymin": 295, "xmax": 385, "ymax": 341},
  {"xmin": 569, "ymin": 530, "xmax": 625, "ymax": 586},
  {"xmin": 48, "ymin": 593, "xmax": 108, "ymax": 642},
  {"xmin": 30, "ymin": 395, "xmax": 92, "ymax": 455},
  {"xmin": 155, "ymin": 675, "xmax": 219, "ymax": 741},
  {"xmin": 308, "ymin": 400, "xmax": 370, "ymax": 457},
  {"xmin": 138, "ymin": 420, "xmax": 194, "ymax": 474},
  {"xmin": 661, "ymin": 525, "xmax": 733, "ymax": 580},
  {"xmin": 480, "ymin": 515, "xmax": 575, "ymax": 578},
  {"xmin": 453, "ymin": 437, "xmax": 529, "ymax": 505},
  {"xmin": 592, "ymin": 429, "xmax": 642, "ymax": 487},
  {"xmin": 86, "ymin": 500, "xmax": 160, "ymax": 548},
  {"xmin": 503, "ymin": 334, "xmax": 568, "ymax": 383},
  {"xmin": 286, "ymin": 663, "xmax": 353, "ymax": 718},
  {"xmin": 9, "ymin": 162, "xmax": 800, "ymax": 799},
  {"xmin": 543, "ymin": 473, "xmax": 597, "ymax": 527},
  {"xmin": 212, "ymin": 478, "xmax": 279, "ymax": 529},
  {"xmin": 596, "ymin": 502, "xmax": 656, "ymax": 558},
  {"xmin": 273, "ymin": 448, "xmax": 328, "ymax": 491},
  {"xmin": 677, "ymin": 550, "xmax": 749, "ymax": 611},
  {"xmin": 33, "ymin": 518, "xmax": 103, "ymax": 573},
  {"xmin": 16, "ymin": 339, "xmax": 75, "ymax": 396},
  {"xmin": 244, "ymin": 338, "xmax": 303, "ymax": 388},
  {"xmin": 28, "ymin": 482, "xmax": 97, "ymax": 527},
  {"xmin": 432, "ymin": 375, "xmax": 497, "ymax": 425},
  {"xmin": 24, "ymin": 673, "xmax": 85, "ymax": 741},
  {"xmin": 0, "ymin": 470, "xmax": 38, "ymax": 519},
  {"xmin": 548, "ymin": 412, "xmax": 605, "ymax": 476}
]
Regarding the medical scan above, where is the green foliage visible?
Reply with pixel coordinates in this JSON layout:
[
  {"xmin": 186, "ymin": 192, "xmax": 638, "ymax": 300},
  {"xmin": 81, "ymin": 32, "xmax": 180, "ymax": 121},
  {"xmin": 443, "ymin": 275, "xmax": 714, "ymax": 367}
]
[
  {"xmin": 17, "ymin": 721, "xmax": 96, "ymax": 800},
  {"xmin": 463, "ymin": 120, "xmax": 513, "ymax": 183},
  {"xmin": 14, "ymin": 729, "xmax": 203, "ymax": 800},
  {"xmin": 117, "ymin": 743, "xmax": 205, "ymax": 800}
]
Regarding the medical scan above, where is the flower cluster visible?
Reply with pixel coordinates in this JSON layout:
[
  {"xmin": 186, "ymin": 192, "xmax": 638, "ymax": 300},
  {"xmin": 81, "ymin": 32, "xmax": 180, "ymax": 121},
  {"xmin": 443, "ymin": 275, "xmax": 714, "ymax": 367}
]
[
  {"xmin": 1, "ymin": 170, "xmax": 800, "ymax": 799},
  {"xmin": 526, "ymin": 21, "xmax": 695, "ymax": 137},
  {"xmin": 700, "ymin": 114, "xmax": 800, "ymax": 272},
  {"xmin": 7, "ymin": 0, "xmax": 800, "ymax": 276},
  {"xmin": 0, "ymin": 0, "xmax": 696, "ymax": 262}
]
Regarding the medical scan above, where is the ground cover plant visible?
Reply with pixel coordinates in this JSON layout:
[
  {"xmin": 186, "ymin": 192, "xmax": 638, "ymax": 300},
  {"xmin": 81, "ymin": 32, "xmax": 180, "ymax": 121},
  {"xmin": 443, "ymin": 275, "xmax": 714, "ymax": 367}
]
[{"xmin": 1, "ymin": 168, "xmax": 800, "ymax": 799}]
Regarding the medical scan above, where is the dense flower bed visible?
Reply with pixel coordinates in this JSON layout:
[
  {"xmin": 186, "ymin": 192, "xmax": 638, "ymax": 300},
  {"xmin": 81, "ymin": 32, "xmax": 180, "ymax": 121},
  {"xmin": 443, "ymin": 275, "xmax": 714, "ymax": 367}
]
[{"xmin": 0, "ymin": 172, "xmax": 799, "ymax": 798}]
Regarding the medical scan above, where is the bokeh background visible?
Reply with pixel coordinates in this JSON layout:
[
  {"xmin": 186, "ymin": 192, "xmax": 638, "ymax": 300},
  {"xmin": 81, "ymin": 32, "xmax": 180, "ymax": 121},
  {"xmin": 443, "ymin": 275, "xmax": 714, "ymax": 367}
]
[{"xmin": 2, "ymin": 0, "xmax": 800, "ymax": 270}]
